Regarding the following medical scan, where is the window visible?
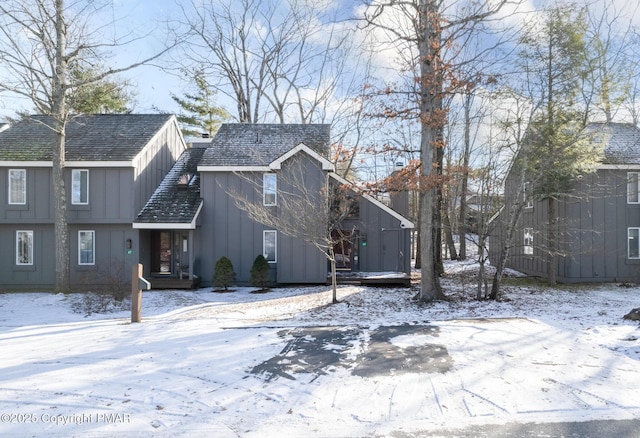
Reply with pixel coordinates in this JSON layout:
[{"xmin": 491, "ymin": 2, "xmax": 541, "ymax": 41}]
[
  {"xmin": 8, "ymin": 169, "xmax": 26, "ymax": 205},
  {"xmin": 72, "ymin": 169, "xmax": 89, "ymax": 205},
  {"xmin": 79, "ymin": 230, "xmax": 95, "ymax": 265},
  {"xmin": 263, "ymin": 230, "xmax": 277, "ymax": 263},
  {"xmin": 524, "ymin": 228, "xmax": 533, "ymax": 255},
  {"xmin": 628, "ymin": 173, "xmax": 640, "ymax": 204},
  {"xmin": 523, "ymin": 182, "xmax": 533, "ymax": 209},
  {"xmin": 16, "ymin": 230, "xmax": 33, "ymax": 265},
  {"xmin": 263, "ymin": 173, "xmax": 277, "ymax": 206},
  {"xmin": 629, "ymin": 228, "xmax": 640, "ymax": 259}
]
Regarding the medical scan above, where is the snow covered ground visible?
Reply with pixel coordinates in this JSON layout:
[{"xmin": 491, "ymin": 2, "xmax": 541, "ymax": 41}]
[{"xmin": 1, "ymin": 259, "xmax": 639, "ymax": 437}]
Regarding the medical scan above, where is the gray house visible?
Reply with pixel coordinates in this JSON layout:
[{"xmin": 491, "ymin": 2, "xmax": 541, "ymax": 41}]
[
  {"xmin": 136, "ymin": 123, "xmax": 414, "ymax": 287},
  {"xmin": 489, "ymin": 122, "xmax": 640, "ymax": 283},
  {"xmin": 0, "ymin": 114, "xmax": 187, "ymax": 291},
  {"xmin": 0, "ymin": 116, "xmax": 413, "ymax": 291}
]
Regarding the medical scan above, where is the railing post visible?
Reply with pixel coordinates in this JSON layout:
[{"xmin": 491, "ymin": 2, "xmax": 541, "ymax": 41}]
[{"xmin": 131, "ymin": 263, "xmax": 143, "ymax": 323}]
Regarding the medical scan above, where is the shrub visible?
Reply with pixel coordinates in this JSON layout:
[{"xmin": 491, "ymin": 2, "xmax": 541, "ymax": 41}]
[
  {"xmin": 213, "ymin": 256, "xmax": 236, "ymax": 291},
  {"xmin": 250, "ymin": 254, "xmax": 270, "ymax": 290}
]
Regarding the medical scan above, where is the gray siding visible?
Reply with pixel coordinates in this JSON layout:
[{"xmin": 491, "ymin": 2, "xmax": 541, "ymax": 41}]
[
  {"xmin": 492, "ymin": 167, "xmax": 640, "ymax": 283},
  {"xmin": 198, "ymin": 154, "xmax": 327, "ymax": 286}
]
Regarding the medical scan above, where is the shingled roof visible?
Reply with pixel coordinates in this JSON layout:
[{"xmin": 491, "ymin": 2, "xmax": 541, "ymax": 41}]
[
  {"xmin": 199, "ymin": 124, "xmax": 331, "ymax": 168},
  {"xmin": 0, "ymin": 114, "xmax": 175, "ymax": 162},
  {"xmin": 133, "ymin": 147, "xmax": 205, "ymax": 228},
  {"xmin": 589, "ymin": 122, "xmax": 640, "ymax": 165}
]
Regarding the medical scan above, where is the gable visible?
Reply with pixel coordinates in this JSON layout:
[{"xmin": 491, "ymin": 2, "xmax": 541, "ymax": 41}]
[
  {"xmin": 330, "ymin": 173, "xmax": 414, "ymax": 229},
  {"xmin": 198, "ymin": 123, "xmax": 331, "ymax": 170}
]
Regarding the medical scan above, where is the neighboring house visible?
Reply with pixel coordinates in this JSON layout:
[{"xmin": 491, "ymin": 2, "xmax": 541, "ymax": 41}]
[
  {"xmin": 0, "ymin": 116, "xmax": 413, "ymax": 291},
  {"xmin": 0, "ymin": 114, "xmax": 187, "ymax": 291},
  {"xmin": 489, "ymin": 122, "xmax": 640, "ymax": 283}
]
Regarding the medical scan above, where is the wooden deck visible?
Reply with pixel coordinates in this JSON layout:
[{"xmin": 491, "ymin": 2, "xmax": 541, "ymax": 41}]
[
  {"xmin": 150, "ymin": 276, "xmax": 201, "ymax": 290},
  {"xmin": 329, "ymin": 271, "xmax": 411, "ymax": 287}
]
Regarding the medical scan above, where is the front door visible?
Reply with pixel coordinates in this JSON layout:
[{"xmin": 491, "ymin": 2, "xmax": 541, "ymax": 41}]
[{"xmin": 151, "ymin": 231, "xmax": 172, "ymax": 275}]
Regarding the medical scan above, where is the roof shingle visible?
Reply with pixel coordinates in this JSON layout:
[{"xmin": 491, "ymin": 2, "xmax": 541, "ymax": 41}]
[{"xmin": 0, "ymin": 114, "xmax": 174, "ymax": 162}]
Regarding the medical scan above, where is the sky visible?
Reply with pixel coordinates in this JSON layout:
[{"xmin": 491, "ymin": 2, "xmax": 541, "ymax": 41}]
[{"xmin": 1, "ymin": 0, "xmax": 639, "ymax": 125}]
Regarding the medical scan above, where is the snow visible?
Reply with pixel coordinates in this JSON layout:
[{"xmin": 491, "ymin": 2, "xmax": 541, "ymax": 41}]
[{"xmin": 1, "ymin": 260, "xmax": 639, "ymax": 437}]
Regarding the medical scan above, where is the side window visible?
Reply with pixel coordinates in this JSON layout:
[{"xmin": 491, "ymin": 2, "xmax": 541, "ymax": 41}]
[
  {"xmin": 263, "ymin": 230, "xmax": 277, "ymax": 263},
  {"xmin": 263, "ymin": 173, "xmax": 277, "ymax": 206},
  {"xmin": 523, "ymin": 182, "xmax": 533, "ymax": 209},
  {"xmin": 72, "ymin": 169, "xmax": 89, "ymax": 205},
  {"xmin": 524, "ymin": 228, "xmax": 533, "ymax": 255},
  {"xmin": 628, "ymin": 172, "xmax": 639, "ymax": 204},
  {"xmin": 79, "ymin": 230, "xmax": 95, "ymax": 265},
  {"xmin": 628, "ymin": 228, "xmax": 640, "ymax": 259},
  {"xmin": 16, "ymin": 230, "xmax": 33, "ymax": 265},
  {"xmin": 8, "ymin": 169, "xmax": 26, "ymax": 205}
]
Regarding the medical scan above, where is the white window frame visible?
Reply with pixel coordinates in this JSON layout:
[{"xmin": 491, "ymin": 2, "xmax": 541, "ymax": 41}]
[
  {"xmin": 263, "ymin": 230, "xmax": 277, "ymax": 263},
  {"xmin": 263, "ymin": 173, "xmax": 277, "ymax": 206},
  {"xmin": 16, "ymin": 230, "xmax": 33, "ymax": 265},
  {"xmin": 629, "ymin": 228, "xmax": 640, "ymax": 259},
  {"xmin": 72, "ymin": 169, "xmax": 89, "ymax": 205},
  {"xmin": 628, "ymin": 172, "xmax": 640, "ymax": 204},
  {"xmin": 8, "ymin": 169, "xmax": 26, "ymax": 205},
  {"xmin": 524, "ymin": 228, "xmax": 533, "ymax": 255},
  {"xmin": 78, "ymin": 230, "xmax": 95, "ymax": 265},
  {"xmin": 523, "ymin": 181, "xmax": 533, "ymax": 209}
]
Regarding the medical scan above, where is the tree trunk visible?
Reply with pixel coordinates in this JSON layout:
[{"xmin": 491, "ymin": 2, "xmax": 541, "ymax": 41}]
[
  {"xmin": 490, "ymin": 201, "xmax": 526, "ymax": 300},
  {"xmin": 417, "ymin": 0, "xmax": 444, "ymax": 302},
  {"xmin": 329, "ymin": 247, "xmax": 338, "ymax": 304},
  {"xmin": 443, "ymin": 207, "xmax": 457, "ymax": 260},
  {"xmin": 547, "ymin": 197, "xmax": 557, "ymax": 285},
  {"xmin": 53, "ymin": 0, "xmax": 70, "ymax": 292},
  {"xmin": 458, "ymin": 91, "xmax": 472, "ymax": 260}
]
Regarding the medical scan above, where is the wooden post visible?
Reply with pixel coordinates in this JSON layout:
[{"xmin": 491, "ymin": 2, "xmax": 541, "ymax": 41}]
[{"xmin": 131, "ymin": 263, "xmax": 143, "ymax": 323}]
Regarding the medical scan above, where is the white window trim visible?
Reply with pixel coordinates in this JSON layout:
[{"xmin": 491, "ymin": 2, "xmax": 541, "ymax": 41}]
[
  {"xmin": 72, "ymin": 169, "xmax": 89, "ymax": 205},
  {"xmin": 628, "ymin": 172, "xmax": 640, "ymax": 204},
  {"xmin": 524, "ymin": 228, "xmax": 533, "ymax": 255},
  {"xmin": 263, "ymin": 230, "xmax": 277, "ymax": 263},
  {"xmin": 263, "ymin": 173, "xmax": 277, "ymax": 206},
  {"xmin": 523, "ymin": 182, "xmax": 533, "ymax": 209},
  {"xmin": 8, "ymin": 169, "xmax": 26, "ymax": 205},
  {"xmin": 78, "ymin": 230, "xmax": 95, "ymax": 265},
  {"xmin": 628, "ymin": 227, "xmax": 640, "ymax": 259},
  {"xmin": 16, "ymin": 230, "xmax": 33, "ymax": 265}
]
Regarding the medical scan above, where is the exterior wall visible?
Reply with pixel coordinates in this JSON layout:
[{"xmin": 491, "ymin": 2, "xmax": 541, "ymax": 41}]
[
  {"xmin": 198, "ymin": 154, "xmax": 327, "ymax": 286},
  {"xmin": 134, "ymin": 120, "xmax": 186, "ymax": 215},
  {"xmin": 341, "ymin": 196, "xmax": 411, "ymax": 274},
  {"xmin": 491, "ymin": 166, "xmax": 640, "ymax": 283},
  {"xmin": 0, "ymin": 120, "xmax": 185, "ymax": 291}
]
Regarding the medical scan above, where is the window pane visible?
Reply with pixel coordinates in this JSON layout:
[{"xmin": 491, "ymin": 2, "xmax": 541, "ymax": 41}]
[
  {"xmin": 9, "ymin": 169, "xmax": 26, "ymax": 204},
  {"xmin": 628, "ymin": 173, "xmax": 639, "ymax": 203},
  {"xmin": 263, "ymin": 231, "xmax": 276, "ymax": 262},
  {"xmin": 629, "ymin": 228, "xmax": 639, "ymax": 259},
  {"xmin": 263, "ymin": 174, "xmax": 277, "ymax": 206},
  {"xmin": 72, "ymin": 170, "xmax": 88, "ymax": 204},
  {"xmin": 16, "ymin": 231, "xmax": 33, "ymax": 265},
  {"xmin": 524, "ymin": 228, "xmax": 533, "ymax": 255},
  {"xmin": 79, "ymin": 231, "xmax": 95, "ymax": 264}
]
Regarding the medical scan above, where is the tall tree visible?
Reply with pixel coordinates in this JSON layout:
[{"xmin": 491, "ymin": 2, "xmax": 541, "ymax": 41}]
[
  {"xmin": 362, "ymin": 0, "xmax": 519, "ymax": 302},
  {"xmin": 518, "ymin": 4, "xmax": 593, "ymax": 285},
  {"xmin": 171, "ymin": 67, "xmax": 230, "ymax": 138},
  {"xmin": 0, "ymin": 0, "xmax": 175, "ymax": 291}
]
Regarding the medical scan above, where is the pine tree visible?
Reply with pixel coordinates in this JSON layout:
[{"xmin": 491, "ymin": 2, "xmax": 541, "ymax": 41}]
[
  {"xmin": 171, "ymin": 67, "xmax": 229, "ymax": 139},
  {"xmin": 250, "ymin": 254, "xmax": 270, "ymax": 291},
  {"xmin": 213, "ymin": 256, "xmax": 236, "ymax": 291}
]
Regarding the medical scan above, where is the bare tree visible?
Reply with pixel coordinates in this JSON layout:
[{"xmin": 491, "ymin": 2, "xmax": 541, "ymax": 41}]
[
  {"xmin": 0, "ymin": 0, "xmax": 176, "ymax": 291},
  {"xmin": 178, "ymin": 0, "xmax": 357, "ymax": 125},
  {"xmin": 230, "ymin": 154, "xmax": 358, "ymax": 304},
  {"xmin": 361, "ymin": 0, "xmax": 521, "ymax": 302}
]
